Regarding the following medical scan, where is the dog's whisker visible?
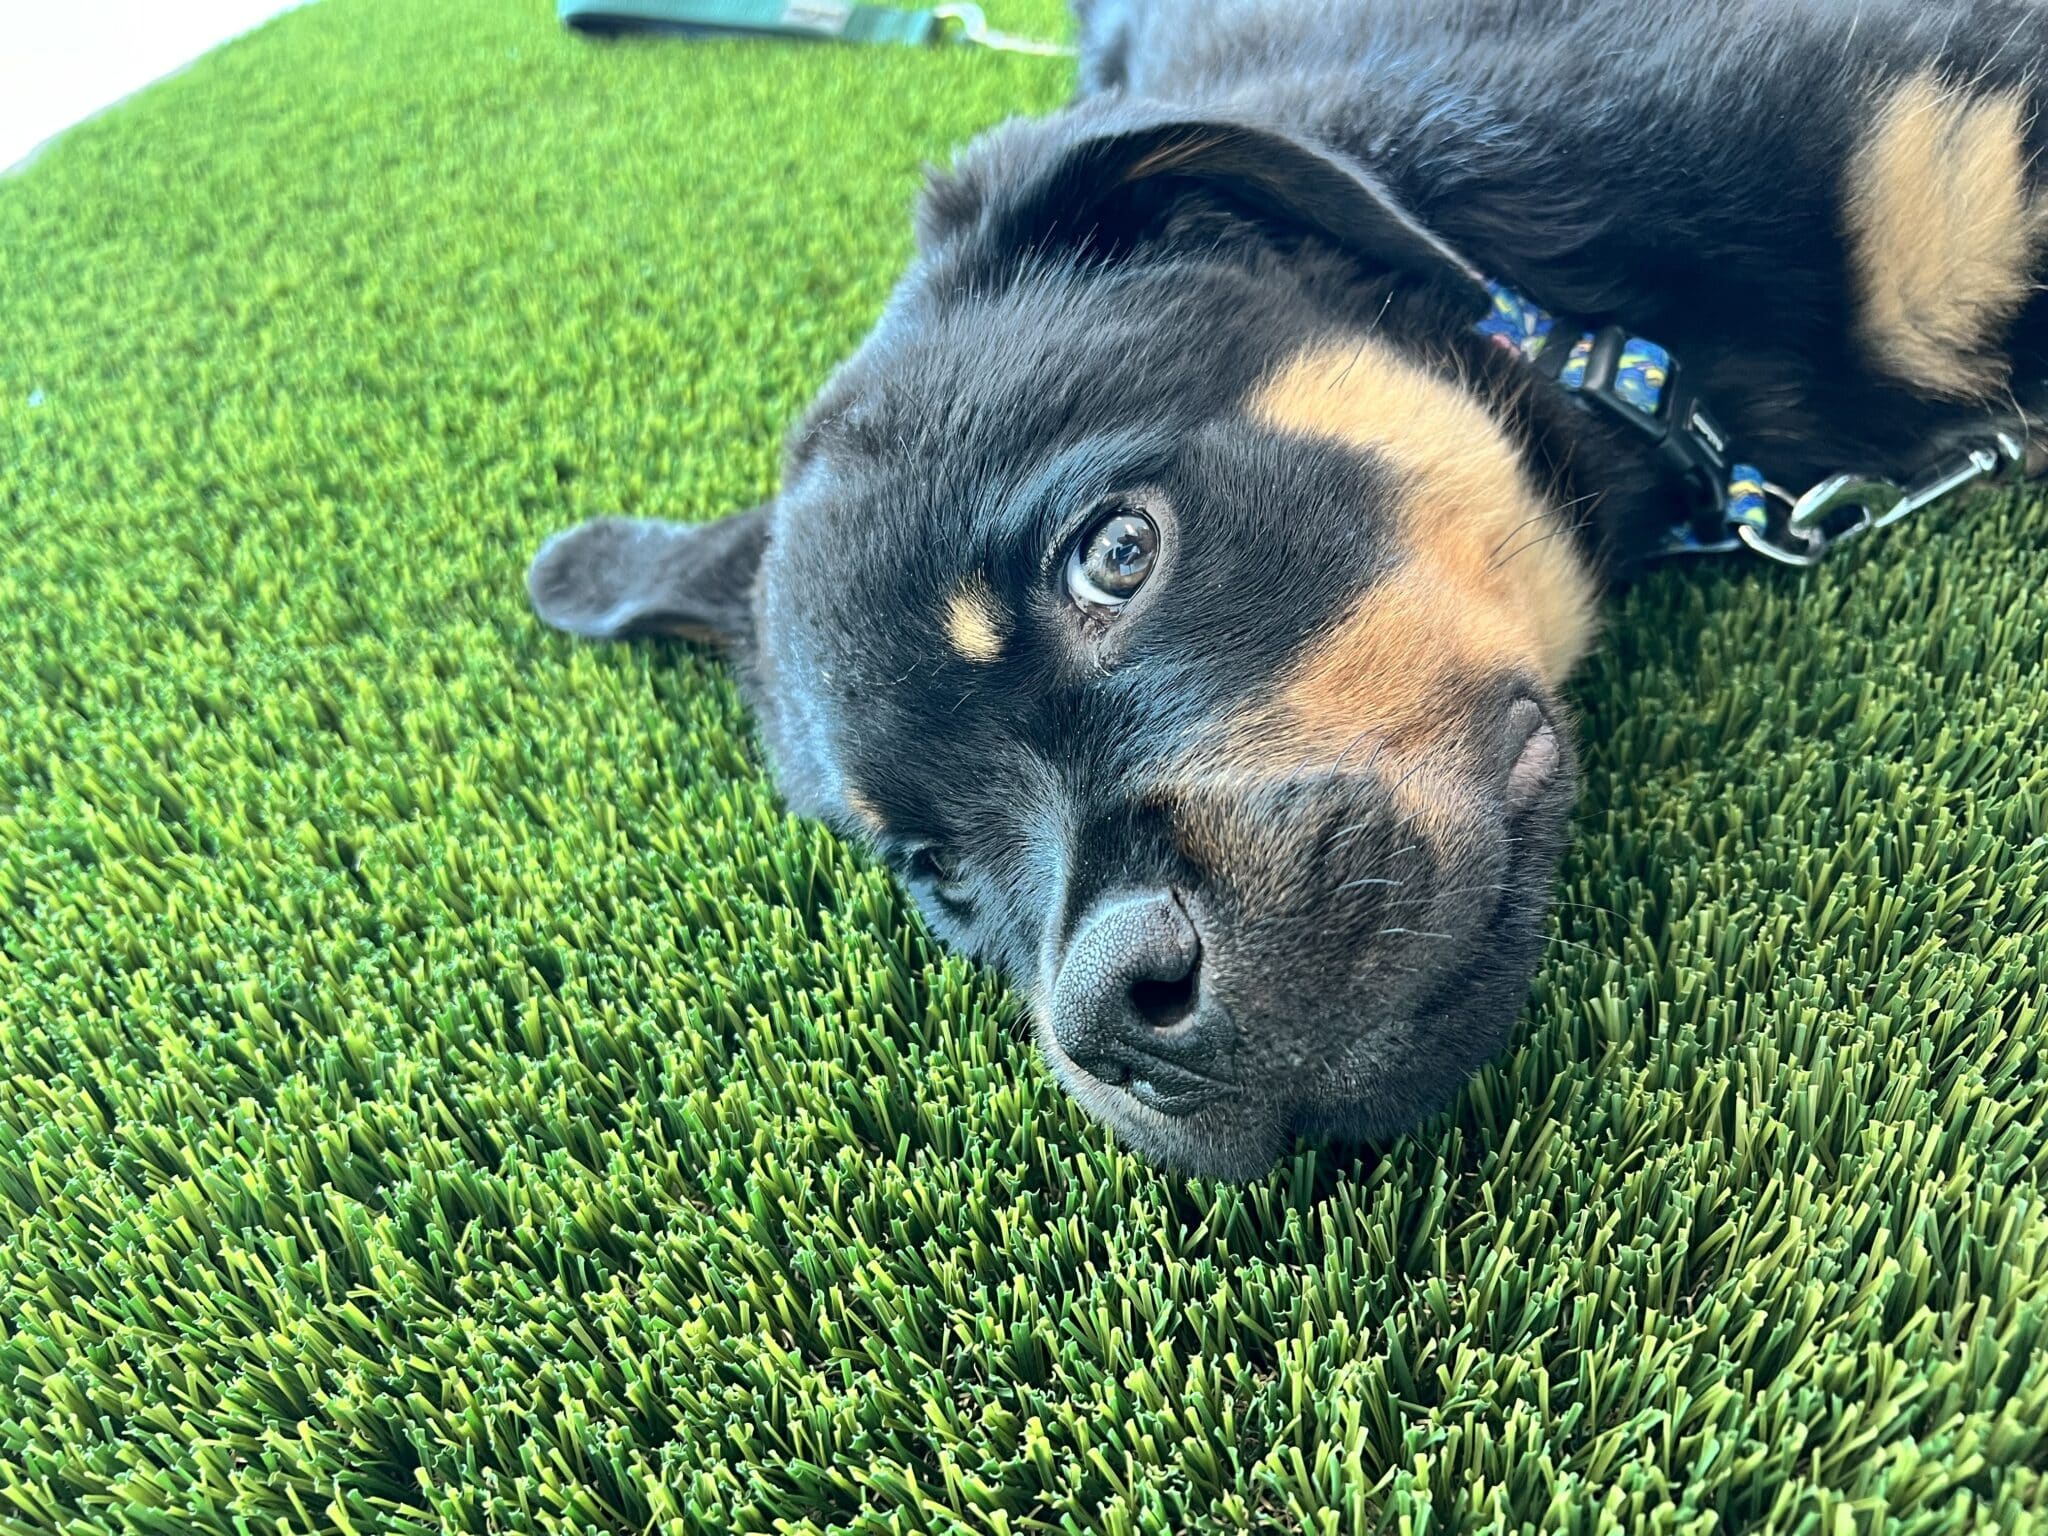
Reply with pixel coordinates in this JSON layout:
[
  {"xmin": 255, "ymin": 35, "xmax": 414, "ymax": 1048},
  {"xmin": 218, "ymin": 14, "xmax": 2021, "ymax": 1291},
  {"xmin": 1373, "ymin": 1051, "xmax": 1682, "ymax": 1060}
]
[
  {"xmin": 1492, "ymin": 489, "xmax": 1600, "ymax": 567},
  {"xmin": 1379, "ymin": 881, "xmax": 1508, "ymax": 909},
  {"xmin": 1382, "ymin": 800, "xmax": 1439, "ymax": 836},
  {"xmin": 1550, "ymin": 896, "xmax": 1632, "ymax": 923},
  {"xmin": 1328, "ymin": 728, "xmax": 1388, "ymax": 782},
  {"xmin": 1484, "ymin": 504, "xmax": 1560, "ymax": 564},
  {"xmin": 1324, "ymin": 818, "xmax": 1426, "ymax": 859},
  {"xmin": 1334, "ymin": 875, "xmax": 1407, "ymax": 894},
  {"xmin": 1327, "ymin": 727, "xmax": 1388, "ymax": 780},
  {"xmin": 1385, "ymin": 751, "xmax": 1442, "ymax": 800},
  {"xmin": 1487, "ymin": 519, "xmax": 1577, "ymax": 574},
  {"xmin": 1546, "ymin": 933, "xmax": 1612, "ymax": 958}
]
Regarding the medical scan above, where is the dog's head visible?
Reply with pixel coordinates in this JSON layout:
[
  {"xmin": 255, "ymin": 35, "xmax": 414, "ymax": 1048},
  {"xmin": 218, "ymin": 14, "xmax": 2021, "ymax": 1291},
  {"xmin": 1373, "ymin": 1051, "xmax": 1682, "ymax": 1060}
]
[{"xmin": 528, "ymin": 98, "xmax": 1601, "ymax": 1178}]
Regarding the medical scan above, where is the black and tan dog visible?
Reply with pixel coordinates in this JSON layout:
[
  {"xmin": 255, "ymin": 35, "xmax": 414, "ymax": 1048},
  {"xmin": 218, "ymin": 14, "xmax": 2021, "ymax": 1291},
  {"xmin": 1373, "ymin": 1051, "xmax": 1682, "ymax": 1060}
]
[{"xmin": 528, "ymin": 0, "xmax": 2048, "ymax": 1177}]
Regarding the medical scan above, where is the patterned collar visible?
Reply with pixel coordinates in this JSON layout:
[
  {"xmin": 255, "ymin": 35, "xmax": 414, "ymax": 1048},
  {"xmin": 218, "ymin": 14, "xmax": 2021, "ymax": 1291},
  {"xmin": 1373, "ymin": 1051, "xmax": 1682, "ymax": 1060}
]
[{"xmin": 1474, "ymin": 281, "xmax": 1766, "ymax": 558}]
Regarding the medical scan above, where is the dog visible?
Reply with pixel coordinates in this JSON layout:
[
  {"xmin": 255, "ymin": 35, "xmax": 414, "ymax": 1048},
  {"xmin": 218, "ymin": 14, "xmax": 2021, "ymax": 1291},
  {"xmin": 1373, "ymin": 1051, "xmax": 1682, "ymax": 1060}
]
[{"xmin": 527, "ymin": 0, "xmax": 2048, "ymax": 1178}]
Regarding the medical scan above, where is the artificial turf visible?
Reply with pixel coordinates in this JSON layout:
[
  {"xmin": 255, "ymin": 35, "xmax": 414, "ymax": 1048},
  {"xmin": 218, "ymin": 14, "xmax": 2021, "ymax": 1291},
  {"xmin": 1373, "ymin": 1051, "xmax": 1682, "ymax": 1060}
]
[{"xmin": 2, "ymin": 0, "xmax": 2046, "ymax": 1530}]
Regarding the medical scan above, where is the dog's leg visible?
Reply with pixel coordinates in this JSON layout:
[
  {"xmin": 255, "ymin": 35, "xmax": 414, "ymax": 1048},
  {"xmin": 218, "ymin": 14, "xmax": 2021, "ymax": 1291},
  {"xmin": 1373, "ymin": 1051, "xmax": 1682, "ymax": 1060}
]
[
  {"xmin": 1839, "ymin": 71, "xmax": 2048, "ymax": 413},
  {"xmin": 1377, "ymin": 2, "xmax": 2048, "ymax": 487}
]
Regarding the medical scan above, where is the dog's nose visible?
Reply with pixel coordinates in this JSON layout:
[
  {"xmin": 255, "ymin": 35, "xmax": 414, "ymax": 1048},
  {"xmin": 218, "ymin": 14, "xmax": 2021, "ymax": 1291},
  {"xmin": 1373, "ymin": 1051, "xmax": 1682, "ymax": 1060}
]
[{"xmin": 1048, "ymin": 891, "xmax": 1233, "ymax": 1112}]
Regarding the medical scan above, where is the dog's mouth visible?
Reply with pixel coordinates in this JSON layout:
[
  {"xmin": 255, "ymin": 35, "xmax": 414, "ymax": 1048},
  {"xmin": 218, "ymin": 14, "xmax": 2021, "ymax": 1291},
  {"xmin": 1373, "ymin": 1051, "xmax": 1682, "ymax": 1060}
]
[
  {"xmin": 1028, "ymin": 709, "xmax": 1577, "ymax": 1180},
  {"xmin": 1031, "ymin": 1007, "xmax": 1290, "ymax": 1182},
  {"xmin": 1035, "ymin": 872, "xmax": 1549, "ymax": 1181}
]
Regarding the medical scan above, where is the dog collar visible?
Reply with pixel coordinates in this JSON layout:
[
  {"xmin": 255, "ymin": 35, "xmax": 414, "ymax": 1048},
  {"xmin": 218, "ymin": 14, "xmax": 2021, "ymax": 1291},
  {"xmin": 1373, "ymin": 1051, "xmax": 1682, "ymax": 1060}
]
[{"xmin": 1474, "ymin": 280, "xmax": 2031, "ymax": 566}]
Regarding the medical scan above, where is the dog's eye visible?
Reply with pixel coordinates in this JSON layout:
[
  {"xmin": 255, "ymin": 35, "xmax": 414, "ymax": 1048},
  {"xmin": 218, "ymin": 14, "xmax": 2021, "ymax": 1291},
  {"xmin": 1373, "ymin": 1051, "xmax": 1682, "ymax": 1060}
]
[
  {"xmin": 908, "ymin": 846, "xmax": 961, "ymax": 887},
  {"xmin": 1066, "ymin": 502, "xmax": 1158, "ymax": 612}
]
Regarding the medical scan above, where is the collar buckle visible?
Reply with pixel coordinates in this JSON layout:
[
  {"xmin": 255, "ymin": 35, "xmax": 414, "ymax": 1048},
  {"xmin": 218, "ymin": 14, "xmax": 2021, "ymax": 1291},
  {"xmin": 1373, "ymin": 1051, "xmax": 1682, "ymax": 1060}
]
[{"xmin": 1530, "ymin": 321, "xmax": 1737, "ymax": 547}]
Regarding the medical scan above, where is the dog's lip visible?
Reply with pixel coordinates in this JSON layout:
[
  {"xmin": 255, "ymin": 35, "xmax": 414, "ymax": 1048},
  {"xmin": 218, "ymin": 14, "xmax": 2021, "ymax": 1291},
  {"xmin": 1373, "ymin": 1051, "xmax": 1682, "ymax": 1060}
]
[
  {"xmin": 1036, "ymin": 1022, "xmax": 1235, "ymax": 1115},
  {"xmin": 1035, "ymin": 1016, "xmax": 1295, "ymax": 1180},
  {"xmin": 1125, "ymin": 1063, "xmax": 1228, "ymax": 1115},
  {"xmin": 1034, "ymin": 1010, "xmax": 1237, "ymax": 1117}
]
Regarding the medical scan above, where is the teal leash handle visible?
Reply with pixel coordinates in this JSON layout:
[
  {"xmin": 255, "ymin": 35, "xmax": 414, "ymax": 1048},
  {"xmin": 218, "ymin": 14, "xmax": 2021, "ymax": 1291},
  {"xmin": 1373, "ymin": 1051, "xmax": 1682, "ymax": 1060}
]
[{"xmin": 559, "ymin": 0, "xmax": 1072, "ymax": 53}]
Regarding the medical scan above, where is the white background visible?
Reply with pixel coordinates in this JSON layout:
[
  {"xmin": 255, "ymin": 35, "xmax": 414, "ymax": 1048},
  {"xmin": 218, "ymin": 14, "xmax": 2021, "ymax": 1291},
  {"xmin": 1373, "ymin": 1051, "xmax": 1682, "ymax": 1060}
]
[{"xmin": 2, "ymin": 0, "xmax": 309, "ymax": 171}]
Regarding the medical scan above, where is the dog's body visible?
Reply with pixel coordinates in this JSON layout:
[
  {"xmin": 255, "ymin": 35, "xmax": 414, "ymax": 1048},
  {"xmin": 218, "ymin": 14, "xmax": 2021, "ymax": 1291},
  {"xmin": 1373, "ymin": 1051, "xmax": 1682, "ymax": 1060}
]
[
  {"xmin": 530, "ymin": 0, "xmax": 2048, "ymax": 1176},
  {"xmin": 1072, "ymin": 0, "xmax": 2048, "ymax": 543}
]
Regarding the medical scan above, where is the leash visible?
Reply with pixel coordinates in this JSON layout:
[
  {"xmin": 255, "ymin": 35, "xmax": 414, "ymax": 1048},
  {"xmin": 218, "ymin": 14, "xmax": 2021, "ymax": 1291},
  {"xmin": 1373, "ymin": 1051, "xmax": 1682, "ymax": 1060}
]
[
  {"xmin": 558, "ymin": 0, "xmax": 1073, "ymax": 54},
  {"xmin": 1476, "ymin": 282, "xmax": 2034, "ymax": 566}
]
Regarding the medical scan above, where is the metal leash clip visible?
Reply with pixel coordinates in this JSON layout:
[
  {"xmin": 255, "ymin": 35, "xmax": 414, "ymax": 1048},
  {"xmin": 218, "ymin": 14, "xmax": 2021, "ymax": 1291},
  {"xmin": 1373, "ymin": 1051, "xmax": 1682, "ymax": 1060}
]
[
  {"xmin": 1738, "ymin": 430, "xmax": 2031, "ymax": 567},
  {"xmin": 932, "ymin": 2, "xmax": 1076, "ymax": 54}
]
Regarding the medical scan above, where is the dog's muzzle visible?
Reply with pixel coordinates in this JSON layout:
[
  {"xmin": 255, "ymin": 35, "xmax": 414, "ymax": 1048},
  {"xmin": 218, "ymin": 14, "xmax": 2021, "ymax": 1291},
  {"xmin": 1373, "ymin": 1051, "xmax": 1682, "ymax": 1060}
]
[{"xmin": 1045, "ymin": 889, "xmax": 1237, "ymax": 1115}]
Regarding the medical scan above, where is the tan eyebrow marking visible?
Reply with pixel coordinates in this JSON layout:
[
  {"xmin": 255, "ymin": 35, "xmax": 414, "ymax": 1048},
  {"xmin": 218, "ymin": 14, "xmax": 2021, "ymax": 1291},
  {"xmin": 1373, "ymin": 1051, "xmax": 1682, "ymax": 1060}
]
[
  {"xmin": 1847, "ymin": 72, "xmax": 2045, "ymax": 401},
  {"xmin": 943, "ymin": 575, "xmax": 1006, "ymax": 664}
]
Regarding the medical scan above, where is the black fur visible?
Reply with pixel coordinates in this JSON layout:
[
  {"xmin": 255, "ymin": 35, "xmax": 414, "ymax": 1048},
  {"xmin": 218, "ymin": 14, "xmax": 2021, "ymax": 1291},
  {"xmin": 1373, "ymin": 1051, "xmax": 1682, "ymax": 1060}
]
[
  {"xmin": 1075, "ymin": 0, "xmax": 2048, "ymax": 499},
  {"xmin": 529, "ymin": 0, "xmax": 2048, "ymax": 1178}
]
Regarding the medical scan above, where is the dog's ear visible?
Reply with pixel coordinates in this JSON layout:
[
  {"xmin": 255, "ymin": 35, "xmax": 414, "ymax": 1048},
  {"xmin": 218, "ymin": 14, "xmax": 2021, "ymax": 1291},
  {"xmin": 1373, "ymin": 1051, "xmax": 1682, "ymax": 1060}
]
[
  {"xmin": 526, "ymin": 509, "xmax": 769, "ymax": 649},
  {"xmin": 917, "ymin": 103, "xmax": 1489, "ymax": 308}
]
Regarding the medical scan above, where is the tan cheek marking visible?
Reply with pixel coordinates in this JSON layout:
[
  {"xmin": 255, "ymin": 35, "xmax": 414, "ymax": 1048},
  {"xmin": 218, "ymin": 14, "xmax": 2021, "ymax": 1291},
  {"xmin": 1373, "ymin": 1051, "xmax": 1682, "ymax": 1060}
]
[
  {"xmin": 1227, "ymin": 339, "xmax": 1598, "ymax": 773},
  {"xmin": 1847, "ymin": 73, "xmax": 2045, "ymax": 401},
  {"xmin": 943, "ymin": 576, "xmax": 1005, "ymax": 664},
  {"xmin": 1385, "ymin": 756, "xmax": 1492, "ymax": 860},
  {"xmin": 842, "ymin": 789, "xmax": 884, "ymax": 838}
]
